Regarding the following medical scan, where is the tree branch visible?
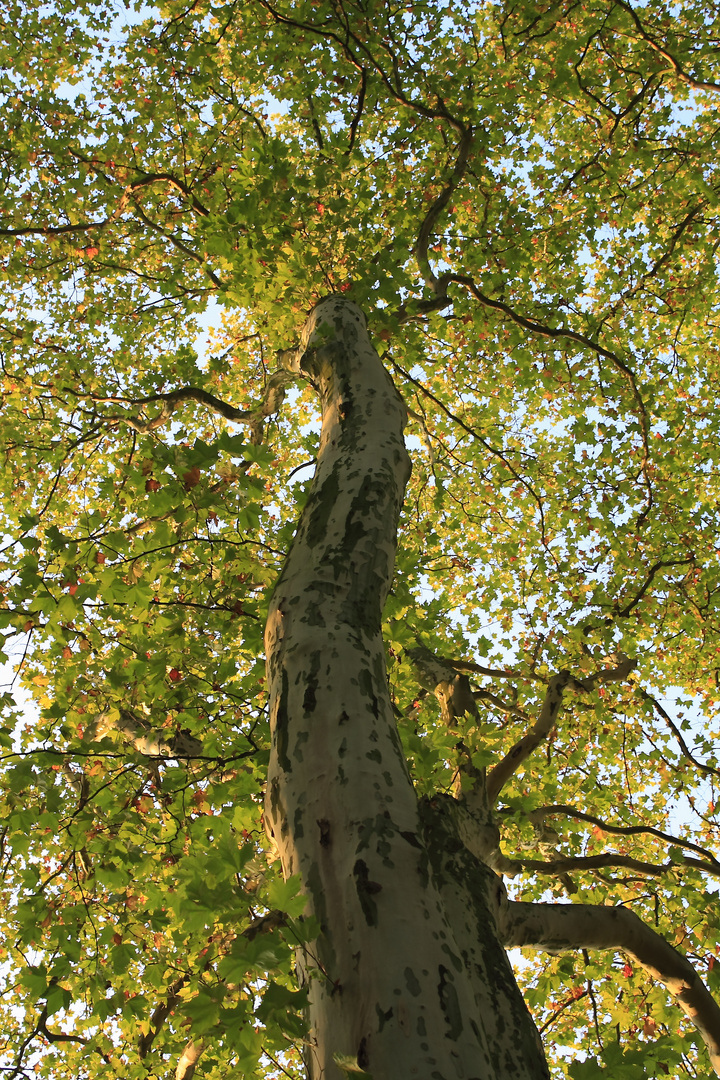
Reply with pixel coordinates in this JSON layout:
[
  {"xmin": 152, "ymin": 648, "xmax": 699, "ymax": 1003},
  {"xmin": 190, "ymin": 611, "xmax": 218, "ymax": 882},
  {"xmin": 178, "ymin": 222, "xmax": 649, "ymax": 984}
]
[
  {"xmin": 415, "ymin": 125, "xmax": 474, "ymax": 294},
  {"xmin": 486, "ymin": 656, "xmax": 637, "ymax": 805},
  {"xmin": 501, "ymin": 899, "xmax": 720, "ymax": 1075},
  {"xmin": 406, "ymin": 642, "xmax": 479, "ymax": 727},
  {"xmin": 63, "ymin": 372, "xmax": 297, "ymax": 442},
  {"xmin": 640, "ymin": 690, "xmax": 720, "ymax": 782},
  {"xmin": 137, "ymin": 976, "xmax": 188, "ymax": 1058},
  {"xmin": 347, "ymin": 68, "xmax": 367, "ymax": 152},
  {"xmin": 175, "ymin": 1041, "xmax": 204, "ymax": 1080},
  {"xmin": 0, "ymin": 171, "xmax": 211, "ymax": 239},
  {"xmin": 493, "ymin": 849, "xmax": 720, "ymax": 881},
  {"xmin": 526, "ymin": 803, "xmax": 720, "ymax": 870},
  {"xmin": 613, "ymin": 0, "xmax": 720, "ymax": 93},
  {"xmin": 391, "ymin": 356, "xmax": 548, "ymax": 539},
  {"xmin": 614, "ymin": 557, "xmax": 695, "ymax": 618}
]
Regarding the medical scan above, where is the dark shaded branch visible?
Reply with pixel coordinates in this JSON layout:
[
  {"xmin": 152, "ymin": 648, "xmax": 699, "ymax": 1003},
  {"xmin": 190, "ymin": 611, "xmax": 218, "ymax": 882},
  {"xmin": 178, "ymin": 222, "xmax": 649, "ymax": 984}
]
[
  {"xmin": 0, "ymin": 170, "xmax": 211, "ymax": 239},
  {"xmin": 131, "ymin": 202, "xmax": 223, "ymax": 288},
  {"xmin": 538, "ymin": 989, "xmax": 589, "ymax": 1035},
  {"xmin": 37, "ymin": 1004, "xmax": 88, "ymax": 1045},
  {"xmin": 63, "ymin": 371, "xmax": 297, "ymax": 441},
  {"xmin": 256, "ymin": 0, "xmax": 466, "ymax": 131},
  {"xmin": 614, "ymin": 0, "xmax": 720, "ymax": 93},
  {"xmin": 615, "ymin": 557, "xmax": 695, "ymax": 618},
  {"xmin": 138, "ymin": 976, "xmax": 187, "ymax": 1058},
  {"xmin": 640, "ymin": 690, "xmax": 720, "ymax": 782},
  {"xmin": 391, "ymin": 357, "xmax": 547, "ymax": 538},
  {"xmin": 415, "ymin": 125, "xmax": 474, "ymax": 294},
  {"xmin": 447, "ymin": 272, "xmax": 650, "ymax": 448},
  {"xmin": 487, "ymin": 656, "xmax": 637, "ymax": 804},
  {"xmin": 444, "ymin": 656, "xmax": 537, "ymax": 680},
  {"xmin": 527, "ymin": 804, "xmax": 720, "ymax": 870},
  {"xmin": 494, "ymin": 850, "xmax": 720, "ymax": 881},
  {"xmin": 347, "ymin": 68, "xmax": 367, "ymax": 151},
  {"xmin": 0, "ymin": 218, "xmax": 114, "ymax": 238}
]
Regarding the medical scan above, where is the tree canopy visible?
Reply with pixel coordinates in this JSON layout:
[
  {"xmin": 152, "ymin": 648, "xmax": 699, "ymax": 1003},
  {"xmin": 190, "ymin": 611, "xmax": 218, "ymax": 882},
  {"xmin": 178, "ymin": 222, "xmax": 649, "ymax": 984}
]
[{"xmin": 1, "ymin": 0, "xmax": 720, "ymax": 1077}]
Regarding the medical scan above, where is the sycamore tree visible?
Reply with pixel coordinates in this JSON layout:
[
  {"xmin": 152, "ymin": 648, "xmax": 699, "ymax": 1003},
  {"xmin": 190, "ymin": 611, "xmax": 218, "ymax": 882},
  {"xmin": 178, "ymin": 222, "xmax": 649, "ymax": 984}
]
[{"xmin": 2, "ymin": 0, "xmax": 720, "ymax": 1077}]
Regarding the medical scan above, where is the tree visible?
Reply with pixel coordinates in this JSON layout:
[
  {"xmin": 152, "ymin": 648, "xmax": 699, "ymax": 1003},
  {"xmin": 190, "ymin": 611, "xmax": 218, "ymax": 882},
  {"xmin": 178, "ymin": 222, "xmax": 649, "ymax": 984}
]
[{"xmin": 1, "ymin": 0, "xmax": 720, "ymax": 1077}]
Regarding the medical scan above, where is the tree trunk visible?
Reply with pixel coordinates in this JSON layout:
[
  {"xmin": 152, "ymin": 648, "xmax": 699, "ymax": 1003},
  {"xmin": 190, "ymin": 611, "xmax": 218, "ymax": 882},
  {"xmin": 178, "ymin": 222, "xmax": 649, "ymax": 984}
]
[{"xmin": 264, "ymin": 297, "xmax": 548, "ymax": 1080}]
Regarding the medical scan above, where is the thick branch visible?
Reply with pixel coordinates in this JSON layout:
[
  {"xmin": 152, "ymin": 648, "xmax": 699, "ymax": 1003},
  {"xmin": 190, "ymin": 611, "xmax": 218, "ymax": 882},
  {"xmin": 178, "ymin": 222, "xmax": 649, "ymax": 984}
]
[
  {"xmin": 0, "ymin": 172, "xmax": 211, "ymax": 239},
  {"xmin": 406, "ymin": 642, "xmax": 479, "ymax": 726},
  {"xmin": 414, "ymin": 268, "xmax": 653, "ymax": 523},
  {"xmin": 256, "ymin": 0, "xmax": 466, "ymax": 131},
  {"xmin": 86, "ymin": 709, "xmax": 202, "ymax": 759},
  {"xmin": 501, "ymin": 900, "xmax": 720, "ymax": 1075},
  {"xmin": 450, "ymin": 272, "xmax": 650, "ymax": 443},
  {"xmin": 175, "ymin": 1041, "xmax": 204, "ymax": 1080},
  {"xmin": 448, "ymin": 656, "xmax": 537, "ymax": 681},
  {"xmin": 37, "ymin": 1004, "xmax": 88, "ymax": 1046},
  {"xmin": 138, "ymin": 976, "xmax": 187, "ymax": 1058},
  {"xmin": 614, "ymin": 557, "xmax": 695, "ymax": 618},
  {"xmin": 391, "ymin": 357, "xmax": 547, "ymax": 533}
]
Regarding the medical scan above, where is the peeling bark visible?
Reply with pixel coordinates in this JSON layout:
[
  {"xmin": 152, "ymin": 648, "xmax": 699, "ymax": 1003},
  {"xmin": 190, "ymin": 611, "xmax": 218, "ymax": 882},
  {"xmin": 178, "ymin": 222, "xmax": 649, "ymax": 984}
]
[
  {"xmin": 407, "ymin": 642, "xmax": 480, "ymax": 727},
  {"xmin": 86, "ymin": 708, "xmax": 202, "ymax": 758},
  {"xmin": 175, "ymin": 1040, "xmax": 204, "ymax": 1080},
  {"xmin": 264, "ymin": 297, "xmax": 548, "ymax": 1080}
]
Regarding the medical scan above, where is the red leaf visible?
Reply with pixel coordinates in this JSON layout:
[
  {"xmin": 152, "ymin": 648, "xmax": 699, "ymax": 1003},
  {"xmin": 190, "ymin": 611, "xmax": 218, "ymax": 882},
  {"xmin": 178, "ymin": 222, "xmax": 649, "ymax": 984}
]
[
  {"xmin": 182, "ymin": 466, "xmax": 201, "ymax": 489},
  {"xmin": 168, "ymin": 668, "xmax": 182, "ymax": 683},
  {"xmin": 622, "ymin": 963, "xmax": 633, "ymax": 978}
]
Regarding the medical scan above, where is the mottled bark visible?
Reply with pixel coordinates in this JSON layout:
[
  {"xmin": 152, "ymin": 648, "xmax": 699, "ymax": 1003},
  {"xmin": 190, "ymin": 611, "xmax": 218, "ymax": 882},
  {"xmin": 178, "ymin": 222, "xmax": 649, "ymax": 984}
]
[
  {"xmin": 86, "ymin": 708, "xmax": 202, "ymax": 758},
  {"xmin": 407, "ymin": 642, "xmax": 480, "ymax": 727},
  {"xmin": 501, "ymin": 901, "xmax": 720, "ymax": 1075},
  {"xmin": 264, "ymin": 297, "xmax": 548, "ymax": 1080}
]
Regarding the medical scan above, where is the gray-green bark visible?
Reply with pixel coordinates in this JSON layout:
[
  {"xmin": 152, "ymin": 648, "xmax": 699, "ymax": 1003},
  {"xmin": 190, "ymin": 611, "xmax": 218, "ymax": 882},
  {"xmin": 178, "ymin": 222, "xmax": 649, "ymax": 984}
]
[{"xmin": 264, "ymin": 297, "xmax": 548, "ymax": 1080}]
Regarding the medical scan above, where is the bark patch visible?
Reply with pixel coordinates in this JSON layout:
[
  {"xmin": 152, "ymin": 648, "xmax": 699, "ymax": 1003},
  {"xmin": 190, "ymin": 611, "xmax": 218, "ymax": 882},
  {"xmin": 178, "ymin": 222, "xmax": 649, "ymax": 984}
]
[
  {"xmin": 357, "ymin": 1037, "xmax": 370, "ymax": 1070},
  {"xmin": 400, "ymin": 830, "xmax": 422, "ymax": 849},
  {"xmin": 375, "ymin": 1003, "xmax": 393, "ymax": 1031},
  {"xmin": 274, "ymin": 670, "xmax": 291, "ymax": 771},
  {"xmin": 353, "ymin": 858, "xmax": 382, "ymax": 926},
  {"xmin": 359, "ymin": 667, "xmax": 379, "ymax": 718},
  {"xmin": 317, "ymin": 818, "xmax": 331, "ymax": 848},
  {"xmin": 303, "ymin": 682, "xmax": 317, "ymax": 714},
  {"xmin": 438, "ymin": 965, "xmax": 463, "ymax": 1040},
  {"xmin": 304, "ymin": 469, "xmax": 340, "ymax": 549}
]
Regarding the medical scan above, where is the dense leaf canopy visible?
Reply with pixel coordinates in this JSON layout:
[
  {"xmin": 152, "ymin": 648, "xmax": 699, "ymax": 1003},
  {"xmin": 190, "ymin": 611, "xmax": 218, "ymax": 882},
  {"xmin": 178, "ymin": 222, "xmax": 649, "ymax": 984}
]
[{"xmin": 1, "ymin": 0, "xmax": 720, "ymax": 1076}]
